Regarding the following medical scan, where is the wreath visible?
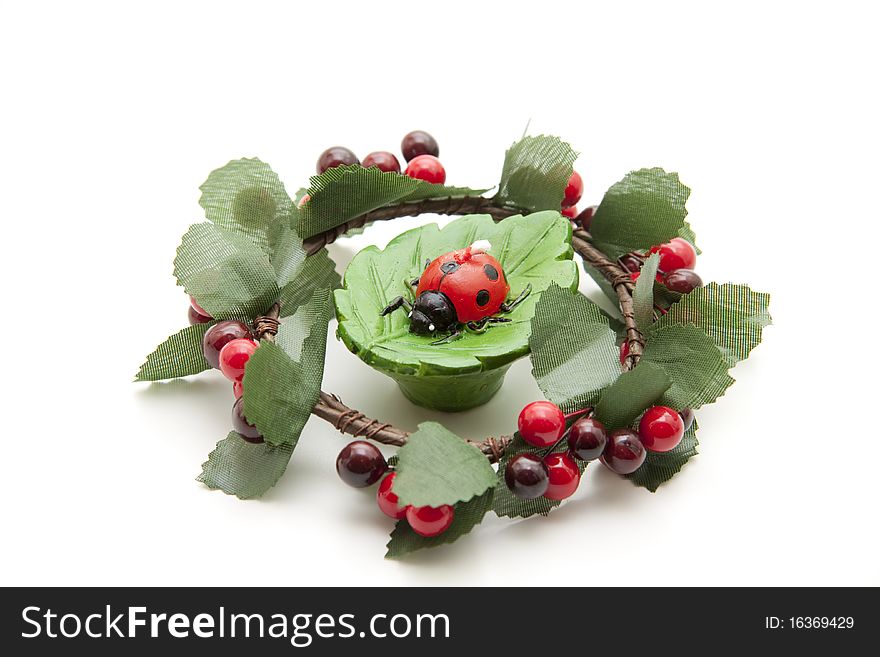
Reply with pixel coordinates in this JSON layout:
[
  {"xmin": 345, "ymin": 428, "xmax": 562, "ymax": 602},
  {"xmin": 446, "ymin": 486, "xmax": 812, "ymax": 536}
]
[{"xmin": 136, "ymin": 131, "xmax": 771, "ymax": 558}]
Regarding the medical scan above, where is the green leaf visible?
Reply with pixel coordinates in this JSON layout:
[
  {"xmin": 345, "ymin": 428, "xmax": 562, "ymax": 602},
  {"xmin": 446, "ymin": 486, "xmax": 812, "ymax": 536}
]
[
  {"xmin": 267, "ymin": 223, "xmax": 307, "ymax": 288},
  {"xmin": 197, "ymin": 432, "xmax": 294, "ymax": 499},
  {"xmin": 242, "ymin": 288, "xmax": 333, "ymax": 447},
  {"xmin": 334, "ymin": 212, "xmax": 578, "ymax": 376},
  {"xmin": 135, "ymin": 323, "xmax": 214, "ymax": 381},
  {"xmin": 651, "ymin": 283, "xmax": 771, "ymax": 366},
  {"xmin": 633, "ymin": 252, "xmax": 660, "ymax": 331},
  {"xmin": 296, "ymin": 164, "xmax": 488, "ymax": 240},
  {"xmin": 628, "ymin": 419, "xmax": 699, "ymax": 492},
  {"xmin": 199, "ymin": 158, "xmax": 294, "ymax": 253},
  {"xmin": 494, "ymin": 135, "xmax": 578, "ymax": 212},
  {"xmin": 385, "ymin": 490, "xmax": 493, "ymax": 558},
  {"xmin": 528, "ymin": 284, "xmax": 620, "ymax": 413},
  {"xmin": 393, "ymin": 422, "xmax": 496, "ymax": 508},
  {"xmin": 173, "ymin": 222, "xmax": 279, "ymax": 321},
  {"xmin": 589, "ymin": 168, "xmax": 696, "ymax": 259},
  {"xmin": 593, "ymin": 362, "xmax": 671, "ymax": 429},
  {"xmin": 641, "ymin": 324, "xmax": 735, "ymax": 409},
  {"xmin": 277, "ymin": 249, "xmax": 341, "ymax": 318}
]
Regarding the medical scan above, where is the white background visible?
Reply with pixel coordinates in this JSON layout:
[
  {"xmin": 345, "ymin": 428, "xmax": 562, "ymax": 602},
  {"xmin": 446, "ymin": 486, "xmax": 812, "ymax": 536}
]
[{"xmin": 1, "ymin": 1, "xmax": 877, "ymax": 586}]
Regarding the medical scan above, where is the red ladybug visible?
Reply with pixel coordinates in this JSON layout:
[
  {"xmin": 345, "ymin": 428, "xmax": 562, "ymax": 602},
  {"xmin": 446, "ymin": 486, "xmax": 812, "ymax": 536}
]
[{"xmin": 381, "ymin": 240, "xmax": 531, "ymax": 344}]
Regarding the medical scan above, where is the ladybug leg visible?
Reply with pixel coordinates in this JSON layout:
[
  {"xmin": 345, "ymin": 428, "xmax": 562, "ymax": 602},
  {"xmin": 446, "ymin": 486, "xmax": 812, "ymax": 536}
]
[
  {"xmin": 466, "ymin": 320, "xmax": 489, "ymax": 334},
  {"xmin": 409, "ymin": 259, "xmax": 431, "ymax": 287},
  {"xmin": 380, "ymin": 296, "xmax": 412, "ymax": 316},
  {"xmin": 500, "ymin": 283, "xmax": 532, "ymax": 314},
  {"xmin": 430, "ymin": 329, "xmax": 462, "ymax": 345}
]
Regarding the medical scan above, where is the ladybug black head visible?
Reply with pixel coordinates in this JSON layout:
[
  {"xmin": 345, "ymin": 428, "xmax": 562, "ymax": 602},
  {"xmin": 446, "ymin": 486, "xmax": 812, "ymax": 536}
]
[{"xmin": 410, "ymin": 291, "xmax": 458, "ymax": 335}]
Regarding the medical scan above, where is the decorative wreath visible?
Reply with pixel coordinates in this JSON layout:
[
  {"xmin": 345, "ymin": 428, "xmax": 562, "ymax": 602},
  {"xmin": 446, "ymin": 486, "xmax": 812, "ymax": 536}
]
[{"xmin": 136, "ymin": 131, "xmax": 771, "ymax": 558}]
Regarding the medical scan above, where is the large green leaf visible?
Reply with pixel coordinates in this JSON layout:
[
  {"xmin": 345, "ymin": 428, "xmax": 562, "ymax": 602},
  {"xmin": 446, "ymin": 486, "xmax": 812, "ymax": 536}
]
[
  {"xmin": 589, "ymin": 168, "xmax": 696, "ymax": 259},
  {"xmin": 334, "ymin": 212, "xmax": 578, "ymax": 375},
  {"xmin": 242, "ymin": 288, "xmax": 333, "ymax": 447},
  {"xmin": 296, "ymin": 164, "xmax": 488, "ymax": 240},
  {"xmin": 277, "ymin": 249, "xmax": 341, "ymax": 318},
  {"xmin": 495, "ymin": 135, "xmax": 577, "ymax": 211},
  {"xmin": 199, "ymin": 158, "xmax": 294, "ymax": 253},
  {"xmin": 135, "ymin": 323, "xmax": 213, "ymax": 381},
  {"xmin": 593, "ymin": 362, "xmax": 671, "ymax": 430},
  {"xmin": 385, "ymin": 490, "xmax": 493, "ymax": 558},
  {"xmin": 628, "ymin": 419, "xmax": 699, "ymax": 492},
  {"xmin": 651, "ymin": 283, "xmax": 771, "ymax": 366},
  {"xmin": 641, "ymin": 324, "xmax": 735, "ymax": 409},
  {"xmin": 197, "ymin": 432, "xmax": 294, "ymax": 500},
  {"xmin": 528, "ymin": 284, "xmax": 620, "ymax": 413},
  {"xmin": 633, "ymin": 252, "xmax": 660, "ymax": 331},
  {"xmin": 393, "ymin": 422, "xmax": 496, "ymax": 508},
  {"xmin": 173, "ymin": 222, "xmax": 279, "ymax": 321}
]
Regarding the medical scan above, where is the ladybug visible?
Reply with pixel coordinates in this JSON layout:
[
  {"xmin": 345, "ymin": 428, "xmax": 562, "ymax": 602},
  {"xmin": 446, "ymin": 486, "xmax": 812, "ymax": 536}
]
[{"xmin": 381, "ymin": 240, "xmax": 531, "ymax": 344}]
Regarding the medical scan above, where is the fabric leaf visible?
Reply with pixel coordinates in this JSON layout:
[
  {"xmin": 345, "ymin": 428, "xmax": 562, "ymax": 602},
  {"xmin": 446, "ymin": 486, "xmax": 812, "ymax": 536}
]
[
  {"xmin": 197, "ymin": 432, "xmax": 294, "ymax": 500},
  {"xmin": 633, "ymin": 253, "xmax": 660, "ymax": 331},
  {"xmin": 494, "ymin": 135, "xmax": 577, "ymax": 212},
  {"xmin": 277, "ymin": 249, "xmax": 341, "ymax": 318},
  {"xmin": 593, "ymin": 362, "xmax": 671, "ymax": 429},
  {"xmin": 135, "ymin": 323, "xmax": 213, "ymax": 381}
]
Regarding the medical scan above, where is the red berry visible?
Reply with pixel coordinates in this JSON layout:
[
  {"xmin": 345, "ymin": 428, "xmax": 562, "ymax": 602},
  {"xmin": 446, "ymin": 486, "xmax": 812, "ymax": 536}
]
[
  {"xmin": 662, "ymin": 269, "xmax": 703, "ymax": 294},
  {"xmin": 362, "ymin": 151, "xmax": 401, "ymax": 173},
  {"xmin": 233, "ymin": 381, "xmax": 243, "ymax": 399},
  {"xmin": 297, "ymin": 194, "xmax": 310, "ymax": 208},
  {"xmin": 377, "ymin": 472, "xmax": 408, "ymax": 519},
  {"xmin": 504, "ymin": 453, "xmax": 550, "ymax": 499},
  {"xmin": 638, "ymin": 405, "xmax": 685, "ymax": 452},
  {"xmin": 600, "ymin": 429, "xmax": 646, "ymax": 474},
  {"xmin": 542, "ymin": 452, "xmax": 580, "ymax": 500},
  {"xmin": 406, "ymin": 504, "xmax": 454, "ymax": 537},
  {"xmin": 578, "ymin": 205, "xmax": 597, "ymax": 231},
  {"xmin": 649, "ymin": 237, "xmax": 697, "ymax": 272},
  {"xmin": 218, "ymin": 338, "xmax": 257, "ymax": 382},
  {"xmin": 568, "ymin": 417, "xmax": 608, "ymax": 461},
  {"xmin": 188, "ymin": 305, "xmax": 212, "ymax": 325},
  {"xmin": 630, "ymin": 271, "xmax": 640, "ymax": 282},
  {"xmin": 401, "ymin": 130, "xmax": 439, "ymax": 162},
  {"xmin": 202, "ymin": 320, "xmax": 252, "ymax": 369},
  {"xmin": 561, "ymin": 205, "xmax": 578, "ymax": 219},
  {"xmin": 336, "ymin": 441, "xmax": 387, "ymax": 488},
  {"xmin": 517, "ymin": 401, "xmax": 566, "ymax": 448},
  {"xmin": 405, "ymin": 154, "xmax": 446, "ymax": 184},
  {"xmin": 562, "ymin": 170, "xmax": 583, "ymax": 208},
  {"xmin": 316, "ymin": 146, "xmax": 359, "ymax": 174},
  {"xmin": 232, "ymin": 397, "xmax": 263, "ymax": 443},
  {"xmin": 619, "ymin": 341, "xmax": 630, "ymax": 365}
]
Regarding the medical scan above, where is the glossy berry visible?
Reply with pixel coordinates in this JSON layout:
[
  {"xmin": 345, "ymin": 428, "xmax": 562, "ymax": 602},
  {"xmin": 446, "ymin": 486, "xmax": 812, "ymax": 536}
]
[
  {"xmin": 401, "ymin": 130, "xmax": 439, "ymax": 162},
  {"xmin": 650, "ymin": 237, "xmax": 697, "ymax": 272},
  {"xmin": 218, "ymin": 338, "xmax": 258, "ymax": 382},
  {"xmin": 188, "ymin": 305, "xmax": 212, "ymax": 325},
  {"xmin": 619, "ymin": 341, "xmax": 630, "ymax": 365},
  {"xmin": 406, "ymin": 504, "xmax": 454, "ymax": 537},
  {"xmin": 562, "ymin": 171, "xmax": 583, "ymax": 208},
  {"xmin": 376, "ymin": 472, "xmax": 408, "ymax": 519},
  {"xmin": 639, "ymin": 405, "xmax": 685, "ymax": 452},
  {"xmin": 568, "ymin": 417, "xmax": 608, "ymax": 461},
  {"xmin": 518, "ymin": 401, "xmax": 566, "ymax": 448},
  {"xmin": 630, "ymin": 271, "xmax": 641, "ymax": 282},
  {"xmin": 202, "ymin": 320, "xmax": 252, "ymax": 369},
  {"xmin": 362, "ymin": 151, "xmax": 401, "ymax": 173},
  {"xmin": 336, "ymin": 441, "xmax": 387, "ymax": 488},
  {"xmin": 405, "ymin": 154, "xmax": 446, "ymax": 184},
  {"xmin": 504, "ymin": 453, "xmax": 550, "ymax": 499},
  {"xmin": 297, "ymin": 194, "xmax": 310, "ymax": 208},
  {"xmin": 679, "ymin": 408, "xmax": 695, "ymax": 432},
  {"xmin": 619, "ymin": 254, "xmax": 643, "ymax": 273},
  {"xmin": 316, "ymin": 146, "xmax": 359, "ymax": 174},
  {"xmin": 662, "ymin": 269, "xmax": 703, "ymax": 294},
  {"xmin": 561, "ymin": 205, "xmax": 578, "ymax": 219},
  {"xmin": 600, "ymin": 429, "xmax": 646, "ymax": 474},
  {"xmin": 542, "ymin": 452, "xmax": 581, "ymax": 500},
  {"xmin": 578, "ymin": 205, "xmax": 598, "ymax": 231},
  {"xmin": 232, "ymin": 380, "xmax": 243, "ymax": 399},
  {"xmin": 189, "ymin": 296, "xmax": 211, "ymax": 318},
  {"xmin": 232, "ymin": 398, "xmax": 263, "ymax": 443}
]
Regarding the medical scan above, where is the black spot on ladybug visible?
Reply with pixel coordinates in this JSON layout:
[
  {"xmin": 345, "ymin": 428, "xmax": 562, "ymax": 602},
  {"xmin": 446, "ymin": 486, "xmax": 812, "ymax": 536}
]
[
  {"xmin": 440, "ymin": 262, "xmax": 459, "ymax": 274},
  {"xmin": 483, "ymin": 264, "xmax": 499, "ymax": 281},
  {"xmin": 476, "ymin": 289, "xmax": 491, "ymax": 306}
]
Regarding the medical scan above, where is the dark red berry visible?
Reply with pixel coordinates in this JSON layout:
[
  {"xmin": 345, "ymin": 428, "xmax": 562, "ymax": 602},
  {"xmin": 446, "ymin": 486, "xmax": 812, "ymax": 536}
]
[
  {"xmin": 232, "ymin": 398, "xmax": 263, "ymax": 443},
  {"xmin": 619, "ymin": 341, "xmax": 630, "ymax": 365},
  {"xmin": 578, "ymin": 205, "xmax": 598, "ymax": 231},
  {"xmin": 679, "ymin": 408, "xmax": 695, "ymax": 432},
  {"xmin": 561, "ymin": 205, "xmax": 578, "ymax": 219},
  {"xmin": 362, "ymin": 151, "xmax": 401, "ymax": 173},
  {"xmin": 316, "ymin": 146, "xmax": 359, "ymax": 174},
  {"xmin": 406, "ymin": 504, "xmax": 454, "ymax": 537},
  {"xmin": 662, "ymin": 269, "xmax": 703, "ymax": 294},
  {"xmin": 218, "ymin": 338, "xmax": 257, "ymax": 382},
  {"xmin": 542, "ymin": 453, "xmax": 580, "ymax": 500},
  {"xmin": 518, "ymin": 401, "xmax": 566, "ymax": 448},
  {"xmin": 202, "ymin": 320, "xmax": 252, "ymax": 369},
  {"xmin": 336, "ymin": 440, "xmax": 387, "ymax": 488},
  {"xmin": 562, "ymin": 171, "xmax": 583, "ymax": 208},
  {"xmin": 188, "ymin": 305, "xmax": 212, "ymax": 325},
  {"xmin": 401, "ymin": 130, "xmax": 439, "ymax": 162},
  {"xmin": 619, "ymin": 254, "xmax": 643, "ymax": 273},
  {"xmin": 405, "ymin": 154, "xmax": 446, "ymax": 184},
  {"xmin": 639, "ymin": 406, "xmax": 685, "ymax": 452},
  {"xmin": 649, "ymin": 237, "xmax": 697, "ymax": 272},
  {"xmin": 568, "ymin": 417, "xmax": 608, "ymax": 461},
  {"xmin": 504, "ymin": 453, "xmax": 550, "ymax": 499},
  {"xmin": 600, "ymin": 429, "xmax": 646, "ymax": 474},
  {"xmin": 189, "ymin": 296, "xmax": 211, "ymax": 318},
  {"xmin": 377, "ymin": 472, "xmax": 408, "ymax": 519}
]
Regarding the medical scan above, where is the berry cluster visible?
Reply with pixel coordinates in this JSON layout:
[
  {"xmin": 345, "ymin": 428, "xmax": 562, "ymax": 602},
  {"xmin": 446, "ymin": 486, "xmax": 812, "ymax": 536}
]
[
  {"xmin": 314, "ymin": 130, "xmax": 446, "ymax": 186},
  {"xmin": 505, "ymin": 400, "xmax": 694, "ymax": 499},
  {"xmin": 622, "ymin": 237, "xmax": 702, "ymax": 295},
  {"xmin": 336, "ymin": 441, "xmax": 455, "ymax": 538}
]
